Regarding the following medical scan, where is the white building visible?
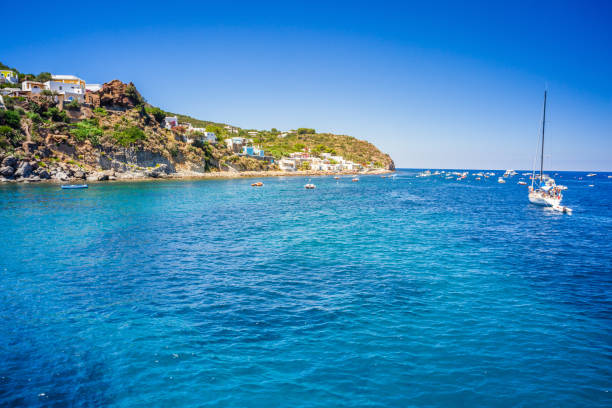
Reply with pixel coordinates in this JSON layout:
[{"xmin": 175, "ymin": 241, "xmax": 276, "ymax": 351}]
[
  {"xmin": 194, "ymin": 131, "xmax": 216, "ymax": 144},
  {"xmin": 21, "ymin": 81, "xmax": 45, "ymax": 94},
  {"xmin": 203, "ymin": 132, "xmax": 216, "ymax": 143},
  {"xmin": 224, "ymin": 125, "xmax": 239, "ymax": 134},
  {"xmin": 225, "ymin": 137, "xmax": 251, "ymax": 152},
  {"xmin": 279, "ymin": 158, "xmax": 297, "ymax": 171},
  {"xmin": 247, "ymin": 131, "xmax": 258, "ymax": 136},
  {"xmin": 164, "ymin": 116, "xmax": 178, "ymax": 129},
  {"xmin": 44, "ymin": 76, "xmax": 86, "ymax": 102}
]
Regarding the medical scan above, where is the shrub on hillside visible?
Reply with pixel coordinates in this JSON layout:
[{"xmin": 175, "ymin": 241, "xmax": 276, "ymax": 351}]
[
  {"xmin": 44, "ymin": 107, "xmax": 69, "ymax": 123},
  {"xmin": 146, "ymin": 106, "xmax": 166, "ymax": 124},
  {"xmin": 71, "ymin": 120, "xmax": 103, "ymax": 146},
  {"xmin": 0, "ymin": 125, "xmax": 23, "ymax": 146},
  {"xmin": 125, "ymin": 84, "xmax": 144, "ymax": 105},
  {"xmin": 26, "ymin": 112, "xmax": 42, "ymax": 124},
  {"xmin": 297, "ymin": 128, "xmax": 315, "ymax": 135},
  {"xmin": 93, "ymin": 107, "xmax": 108, "ymax": 116},
  {"xmin": 0, "ymin": 109, "xmax": 21, "ymax": 129},
  {"xmin": 66, "ymin": 99, "xmax": 80, "ymax": 110},
  {"xmin": 113, "ymin": 126, "xmax": 146, "ymax": 147}
]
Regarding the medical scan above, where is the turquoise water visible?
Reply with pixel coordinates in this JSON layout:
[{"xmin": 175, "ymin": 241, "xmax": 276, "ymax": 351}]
[{"xmin": 1, "ymin": 170, "xmax": 611, "ymax": 407}]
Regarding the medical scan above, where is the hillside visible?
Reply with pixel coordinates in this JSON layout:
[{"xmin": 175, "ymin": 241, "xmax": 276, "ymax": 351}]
[{"xmin": 0, "ymin": 71, "xmax": 394, "ymax": 183}]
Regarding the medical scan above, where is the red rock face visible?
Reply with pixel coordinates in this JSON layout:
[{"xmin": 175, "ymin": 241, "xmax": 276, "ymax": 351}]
[{"xmin": 86, "ymin": 80, "xmax": 142, "ymax": 109}]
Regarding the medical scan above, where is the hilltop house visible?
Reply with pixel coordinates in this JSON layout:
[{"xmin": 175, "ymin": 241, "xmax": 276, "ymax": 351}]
[
  {"xmin": 0, "ymin": 70, "xmax": 18, "ymax": 84},
  {"xmin": 21, "ymin": 81, "xmax": 45, "ymax": 94},
  {"xmin": 44, "ymin": 75, "xmax": 86, "ymax": 102}
]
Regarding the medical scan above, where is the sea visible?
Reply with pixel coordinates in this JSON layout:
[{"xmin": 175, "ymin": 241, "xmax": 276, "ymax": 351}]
[{"xmin": 0, "ymin": 169, "xmax": 611, "ymax": 407}]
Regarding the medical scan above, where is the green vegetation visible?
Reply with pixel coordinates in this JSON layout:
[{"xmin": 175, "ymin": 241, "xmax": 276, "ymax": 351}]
[
  {"xmin": 71, "ymin": 120, "xmax": 102, "ymax": 146},
  {"xmin": 113, "ymin": 125, "xmax": 146, "ymax": 146},
  {"xmin": 93, "ymin": 107, "xmax": 108, "ymax": 116},
  {"xmin": 44, "ymin": 107, "xmax": 69, "ymax": 123},
  {"xmin": 35, "ymin": 72, "xmax": 51, "ymax": 82},
  {"xmin": 125, "ymin": 84, "xmax": 144, "ymax": 105},
  {"xmin": 297, "ymin": 128, "xmax": 315, "ymax": 135},
  {"xmin": 0, "ymin": 109, "xmax": 21, "ymax": 129},
  {"xmin": 66, "ymin": 99, "xmax": 80, "ymax": 110},
  {"xmin": 0, "ymin": 125, "xmax": 23, "ymax": 149},
  {"xmin": 26, "ymin": 112, "xmax": 42, "ymax": 124},
  {"xmin": 145, "ymin": 106, "xmax": 165, "ymax": 124}
]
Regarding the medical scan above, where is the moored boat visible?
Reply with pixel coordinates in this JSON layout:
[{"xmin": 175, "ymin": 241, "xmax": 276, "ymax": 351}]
[
  {"xmin": 528, "ymin": 91, "xmax": 571, "ymax": 213},
  {"xmin": 61, "ymin": 184, "xmax": 88, "ymax": 189}
]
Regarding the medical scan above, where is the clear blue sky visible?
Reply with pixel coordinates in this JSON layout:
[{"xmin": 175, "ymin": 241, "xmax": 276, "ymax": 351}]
[{"xmin": 4, "ymin": 1, "xmax": 611, "ymax": 170}]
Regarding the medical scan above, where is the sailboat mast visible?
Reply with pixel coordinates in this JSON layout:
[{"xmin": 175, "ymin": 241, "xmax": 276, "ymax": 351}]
[{"xmin": 540, "ymin": 91, "xmax": 547, "ymax": 180}]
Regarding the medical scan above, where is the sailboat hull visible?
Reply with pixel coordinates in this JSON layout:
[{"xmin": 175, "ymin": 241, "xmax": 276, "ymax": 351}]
[{"xmin": 528, "ymin": 191, "xmax": 560, "ymax": 207}]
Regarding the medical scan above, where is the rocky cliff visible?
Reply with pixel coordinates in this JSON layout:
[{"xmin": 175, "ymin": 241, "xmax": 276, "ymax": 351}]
[{"xmin": 0, "ymin": 80, "xmax": 394, "ymax": 183}]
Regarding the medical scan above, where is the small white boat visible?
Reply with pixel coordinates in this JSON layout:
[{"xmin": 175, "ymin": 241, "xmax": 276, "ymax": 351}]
[
  {"xmin": 518, "ymin": 181, "xmax": 527, "ymax": 185},
  {"xmin": 61, "ymin": 184, "xmax": 88, "ymax": 189},
  {"xmin": 352, "ymin": 177, "xmax": 359, "ymax": 182},
  {"xmin": 552, "ymin": 204, "xmax": 573, "ymax": 214},
  {"xmin": 586, "ymin": 173, "xmax": 596, "ymax": 177},
  {"xmin": 498, "ymin": 177, "xmax": 506, "ymax": 183},
  {"xmin": 304, "ymin": 183, "xmax": 316, "ymax": 189}
]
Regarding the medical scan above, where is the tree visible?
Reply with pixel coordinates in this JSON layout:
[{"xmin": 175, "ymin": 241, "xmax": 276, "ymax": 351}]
[
  {"xmin": 36, "ymin": 72, "xmax": 52, "ymax": 82},
  {"xmin": 297, "ymin": 128, "xmax": 315, "ymax": 135}
]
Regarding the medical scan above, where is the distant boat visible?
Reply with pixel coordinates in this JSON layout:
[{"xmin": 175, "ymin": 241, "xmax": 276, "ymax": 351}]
[
  {"xmin": 518, "ymin": 181, "xmax": 527, "ymax": 185},
  {"xmin": 334, "ymin": 176, "xmax": 340, "ymax": 179},
  {"xmin": 587, "ymin": 173, "xmax": 596, "ymax": 177},
  {"xmin": 498, "ymin": 177, "xmax": 506, "ymax": 183},
  {"xmin": 304, "ymin": 179, "xmax": 316, "ymax": 189},
  {"xmin": 61, "ymin": 184, "xmax": 88, "ymax": 189},
  {"xmin": 251, "ymin": 182, "xmax": 263, "ymax": 187},
  {"xmin": 352, "ymin": 177, "xmax": 359, "ymax": 182}
]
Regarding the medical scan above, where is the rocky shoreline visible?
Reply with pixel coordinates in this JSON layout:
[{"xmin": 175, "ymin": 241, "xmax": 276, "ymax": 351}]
[{"xmin": 0, "ymin": 153, "xmax": 392, "ymax": 184}]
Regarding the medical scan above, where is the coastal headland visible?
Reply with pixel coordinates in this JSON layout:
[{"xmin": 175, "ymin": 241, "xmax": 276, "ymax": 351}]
[{"xmin": 0, "ymin": 63, "xmax": 394, "ymax": 184}]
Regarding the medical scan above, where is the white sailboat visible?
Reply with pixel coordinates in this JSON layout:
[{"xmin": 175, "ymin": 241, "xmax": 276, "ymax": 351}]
[{"xmin": 528, "ymin": 91, "xmax": 571, "ymax": 213}]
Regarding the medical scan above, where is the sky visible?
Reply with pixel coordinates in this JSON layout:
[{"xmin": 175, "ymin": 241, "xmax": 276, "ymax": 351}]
[{"xmin": 3, "ymin": 0, "xmax": 611, "ymax": 170}]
